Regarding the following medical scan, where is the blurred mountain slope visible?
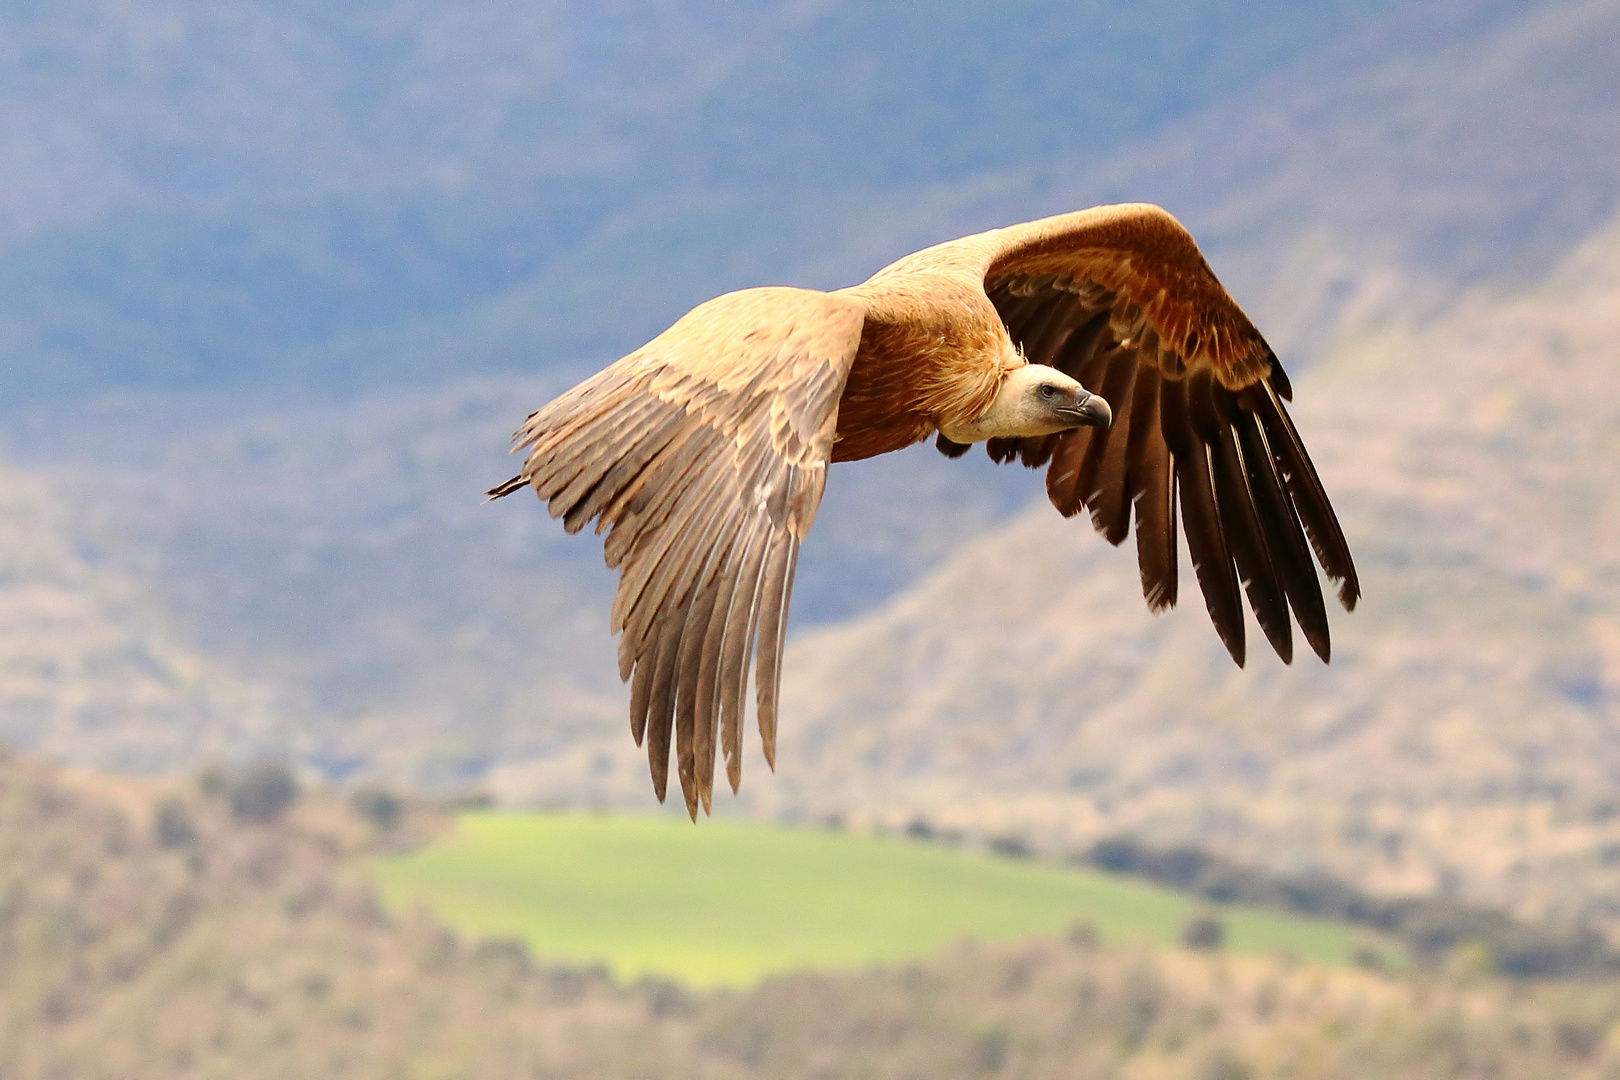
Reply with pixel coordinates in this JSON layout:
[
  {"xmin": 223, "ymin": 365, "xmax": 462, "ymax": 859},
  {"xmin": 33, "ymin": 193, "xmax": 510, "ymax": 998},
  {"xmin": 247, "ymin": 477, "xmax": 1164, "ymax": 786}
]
[
  {"xmin": 0, "ymin": 461, "xmax": 279, "ymax": 770},
  {"xmin": 16, "ymin": 377, "xmax": 1038, "ymax": 788},
  {"xmin": 0, "ymin": 0, "xmax": 1502, "ymax": 401},
  {"xmin": 847, "ymin": 0, "xmax": 1620, "ymax": 360}
]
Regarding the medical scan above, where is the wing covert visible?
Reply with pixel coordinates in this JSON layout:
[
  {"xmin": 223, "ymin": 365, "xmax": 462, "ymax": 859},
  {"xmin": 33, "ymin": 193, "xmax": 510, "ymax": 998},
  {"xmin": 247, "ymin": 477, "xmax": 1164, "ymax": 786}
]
[{"xmin": 499, "ymin": 288, "xmax": 865, "ymax": 817}]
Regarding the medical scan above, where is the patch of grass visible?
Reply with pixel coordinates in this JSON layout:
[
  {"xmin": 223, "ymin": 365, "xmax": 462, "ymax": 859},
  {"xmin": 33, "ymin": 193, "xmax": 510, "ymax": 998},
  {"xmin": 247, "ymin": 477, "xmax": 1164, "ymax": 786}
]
[{"xmin": 368, "ymin": 813, "xmax": 1395, "ymax": 987}]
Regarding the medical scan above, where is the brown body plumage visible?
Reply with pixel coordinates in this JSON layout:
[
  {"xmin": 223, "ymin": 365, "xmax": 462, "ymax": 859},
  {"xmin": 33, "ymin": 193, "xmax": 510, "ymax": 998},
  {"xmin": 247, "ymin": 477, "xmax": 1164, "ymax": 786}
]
[{"xmin": 490, "ymin": 203, "xmax": 1360, "ymax": 818}]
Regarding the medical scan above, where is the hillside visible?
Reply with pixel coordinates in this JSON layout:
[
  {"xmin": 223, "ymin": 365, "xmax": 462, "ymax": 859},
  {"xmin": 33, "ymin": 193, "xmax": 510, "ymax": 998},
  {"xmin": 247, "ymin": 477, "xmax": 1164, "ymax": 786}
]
[
  {"xmin": 4, "ymin": 0, "xmax": 1614, "ymax": 795},
  {"xmin": 368, "ymin": 813, "xmax": 1383, "ymax": 986},
  {"xmin": 0, "ymin": 461, "xmax": 280, "ymax": 772},
  {"xmin": 4, "ymin": 748, "xmax": 1620, "ymax": 1079},
  {"xmin": 762, "ymin": 206, "xmax": 1620, "ymax": 931},
  {"xmin": 0, "ymin": 749, "xmax": 663, "ymax": 1078}
]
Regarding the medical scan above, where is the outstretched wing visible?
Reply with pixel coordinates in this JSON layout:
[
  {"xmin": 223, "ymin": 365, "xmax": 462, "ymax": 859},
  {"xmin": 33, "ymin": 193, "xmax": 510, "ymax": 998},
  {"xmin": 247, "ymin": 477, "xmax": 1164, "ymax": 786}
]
[
  {"xmin": 959, "ymin": 204, "xmax": 1358, "ymax": 665},
  {"xmin": 495, "ymin": 287, "xmax": 865, "ymax": 817}
]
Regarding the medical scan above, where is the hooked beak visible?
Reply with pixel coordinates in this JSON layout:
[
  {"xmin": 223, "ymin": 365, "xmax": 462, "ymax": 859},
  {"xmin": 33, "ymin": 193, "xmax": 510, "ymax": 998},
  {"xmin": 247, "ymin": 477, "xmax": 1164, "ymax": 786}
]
[{"xmin": 1060, "ymin": 389, "xmax": 1112, "ymax": 429}]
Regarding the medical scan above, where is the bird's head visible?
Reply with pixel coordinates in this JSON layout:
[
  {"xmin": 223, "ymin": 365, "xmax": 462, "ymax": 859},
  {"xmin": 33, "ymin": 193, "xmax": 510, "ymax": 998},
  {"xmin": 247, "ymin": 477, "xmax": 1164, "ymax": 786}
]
[{"xmin": 940, "ymin": 364, "xmax": 1112, "ymax": 443}]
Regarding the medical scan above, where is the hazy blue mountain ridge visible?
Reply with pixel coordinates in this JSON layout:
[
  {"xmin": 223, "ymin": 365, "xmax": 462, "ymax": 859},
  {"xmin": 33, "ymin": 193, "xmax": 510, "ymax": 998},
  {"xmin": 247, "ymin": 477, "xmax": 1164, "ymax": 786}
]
[{"xmin": 0, "ymin": 0, "xmax": 1456, "ymax": 402}]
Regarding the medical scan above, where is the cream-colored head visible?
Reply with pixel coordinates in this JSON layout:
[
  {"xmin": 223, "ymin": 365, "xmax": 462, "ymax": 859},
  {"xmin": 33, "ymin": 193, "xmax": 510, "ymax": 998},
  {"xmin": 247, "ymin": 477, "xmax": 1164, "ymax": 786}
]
[{"xmin": 937, "ymin": 364, "xmax": 1112, "ymax": 444}]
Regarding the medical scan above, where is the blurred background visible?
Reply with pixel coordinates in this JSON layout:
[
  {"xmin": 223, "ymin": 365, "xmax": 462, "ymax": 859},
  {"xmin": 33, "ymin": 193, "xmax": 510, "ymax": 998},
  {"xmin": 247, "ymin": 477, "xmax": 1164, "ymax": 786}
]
[{"xmin": 2, "ymin": 0, "xmax": 1620, "ymax": 1075}]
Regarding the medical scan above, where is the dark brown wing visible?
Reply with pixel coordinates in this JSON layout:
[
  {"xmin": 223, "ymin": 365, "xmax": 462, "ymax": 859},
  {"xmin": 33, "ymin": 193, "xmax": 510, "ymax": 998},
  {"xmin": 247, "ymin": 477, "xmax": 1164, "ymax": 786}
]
[
  {"xmin": 493, "ymin": 287, "xmax": 865, "ymax": 817},
  {"xmin": 962, "ymin": 204, "xmax": 1358, "ymax": 665}
]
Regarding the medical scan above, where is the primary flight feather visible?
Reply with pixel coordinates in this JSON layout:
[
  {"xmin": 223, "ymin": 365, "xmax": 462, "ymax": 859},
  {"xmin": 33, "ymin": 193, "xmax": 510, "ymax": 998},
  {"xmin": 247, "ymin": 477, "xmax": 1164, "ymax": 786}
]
[{"xmin": 489, "ymin": 203, "xmax": 1360, "ymax": 818}]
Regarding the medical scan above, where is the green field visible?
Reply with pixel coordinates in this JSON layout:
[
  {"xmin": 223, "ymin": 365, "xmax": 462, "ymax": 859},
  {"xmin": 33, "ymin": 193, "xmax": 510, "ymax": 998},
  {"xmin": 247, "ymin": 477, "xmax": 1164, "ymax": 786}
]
[{"xmin": 369, "ymin": 813, "xmax": 1391, "ymax": 987}]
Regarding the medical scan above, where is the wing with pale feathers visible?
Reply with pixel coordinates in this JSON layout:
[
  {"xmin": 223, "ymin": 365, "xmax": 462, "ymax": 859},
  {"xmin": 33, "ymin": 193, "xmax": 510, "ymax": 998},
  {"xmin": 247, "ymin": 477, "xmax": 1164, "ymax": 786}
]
[
  {"xmin": 492, "ymin": 287, "xmax": 865, "ymax": 817},
  {"xmin": 952, "ymin": 204, "xmax": 1359, "ymax": 665}
]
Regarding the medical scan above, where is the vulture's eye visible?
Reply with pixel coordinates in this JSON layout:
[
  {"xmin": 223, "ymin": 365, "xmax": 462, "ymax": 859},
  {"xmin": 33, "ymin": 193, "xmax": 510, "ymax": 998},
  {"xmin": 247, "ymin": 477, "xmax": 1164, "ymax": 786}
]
[{"xmin": 1038, "ymin": 384, "xmax": 1061, "ymax": 400}]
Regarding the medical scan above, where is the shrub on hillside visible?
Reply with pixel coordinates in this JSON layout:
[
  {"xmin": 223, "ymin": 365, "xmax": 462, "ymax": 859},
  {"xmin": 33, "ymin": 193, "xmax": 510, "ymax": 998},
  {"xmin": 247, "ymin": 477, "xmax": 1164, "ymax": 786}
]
[
  {"xmin": 226, "ymin": 761, "xmax": 299, "ymax": 823},
  {"xmin": 1084, "ymin": 835, "xmax": 1620, "ymax": 978},
  {"xmin": 1182, "ymin": 914, "xmax": 1225, "ymax": 951},
  {"xmin": 152, "ymin": 798, "xmax": 197, "ymax": 848},
  {"xmin": 350, "ymin": 784, "xmax": 403, "ymax": 831},
  {"xmin": 988, "ymin": 834, "xmax": 1031, "ymax": 859}
]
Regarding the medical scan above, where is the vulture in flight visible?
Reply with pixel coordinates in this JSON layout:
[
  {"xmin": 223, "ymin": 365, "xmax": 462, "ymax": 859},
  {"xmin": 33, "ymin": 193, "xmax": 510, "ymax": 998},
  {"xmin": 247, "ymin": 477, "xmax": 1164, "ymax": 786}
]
[{"xmin": 489, "ymin": 204, "xmax": 1359, "ymax": 818}]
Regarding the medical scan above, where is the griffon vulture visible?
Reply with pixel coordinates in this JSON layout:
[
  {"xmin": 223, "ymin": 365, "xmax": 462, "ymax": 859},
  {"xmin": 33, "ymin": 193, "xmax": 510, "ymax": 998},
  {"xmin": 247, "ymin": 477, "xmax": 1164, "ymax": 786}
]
[{"xmin": 489, "ymin": 203, "xmax": 1359, "ymax": 818}]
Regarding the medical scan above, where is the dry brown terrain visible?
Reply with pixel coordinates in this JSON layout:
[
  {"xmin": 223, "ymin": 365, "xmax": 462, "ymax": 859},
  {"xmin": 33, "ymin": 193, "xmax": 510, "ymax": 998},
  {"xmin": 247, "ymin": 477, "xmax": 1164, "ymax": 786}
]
[{"xmin": 5, "ymin": 748, "xmax": 1620, "ymax": 1078}]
